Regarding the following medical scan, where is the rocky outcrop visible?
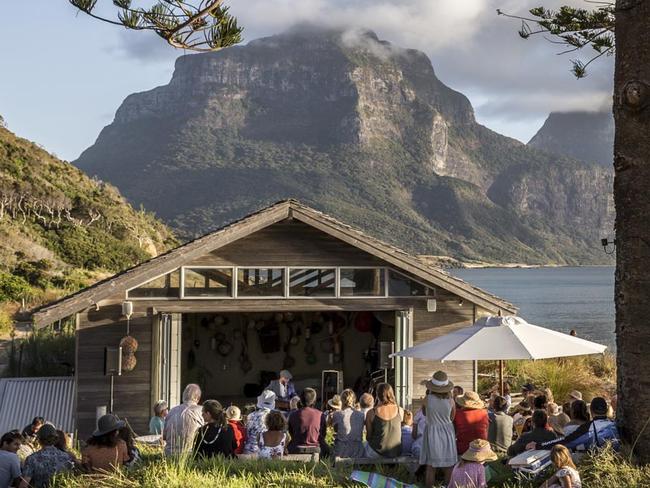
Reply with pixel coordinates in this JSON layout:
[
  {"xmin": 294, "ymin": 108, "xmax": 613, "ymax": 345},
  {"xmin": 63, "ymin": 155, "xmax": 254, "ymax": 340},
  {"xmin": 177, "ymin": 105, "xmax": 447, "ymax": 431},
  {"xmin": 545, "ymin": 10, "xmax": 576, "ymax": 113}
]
[
  {"xmin": 528, "ymin": 111, "xmax": 614, "ymax": 167},
  {"xmin": 75, "ymin": 28, "xmax": 613, "ymax": 265}
]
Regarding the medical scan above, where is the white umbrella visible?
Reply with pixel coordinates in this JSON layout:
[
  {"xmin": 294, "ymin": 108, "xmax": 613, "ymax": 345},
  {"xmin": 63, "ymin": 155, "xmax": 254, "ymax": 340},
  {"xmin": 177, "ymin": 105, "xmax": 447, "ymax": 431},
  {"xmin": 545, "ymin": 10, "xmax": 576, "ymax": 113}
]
[{"xmin": 391, "ymin": 315, "xmax": 607, "ymax": 392}]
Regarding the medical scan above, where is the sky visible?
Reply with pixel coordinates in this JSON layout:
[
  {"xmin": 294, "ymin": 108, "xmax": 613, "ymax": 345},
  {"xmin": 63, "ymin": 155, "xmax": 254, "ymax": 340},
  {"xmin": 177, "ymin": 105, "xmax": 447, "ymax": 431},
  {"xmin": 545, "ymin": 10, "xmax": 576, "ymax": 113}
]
[{"xmin": 0, "ymin": 0, "xmax": 614, "ymax": 161}]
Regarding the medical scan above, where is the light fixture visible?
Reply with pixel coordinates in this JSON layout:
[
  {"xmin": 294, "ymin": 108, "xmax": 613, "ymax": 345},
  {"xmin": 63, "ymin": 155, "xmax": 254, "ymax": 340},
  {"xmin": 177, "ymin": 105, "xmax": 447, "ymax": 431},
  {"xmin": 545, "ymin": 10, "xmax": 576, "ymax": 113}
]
[
  {"xmin": 458, "ymin": 299, "xmax": 464, "ymax": 307},
  {"xmin": 601, "ymin": 237, "xmax": 616, "ymax": 255},
  {"xmin": 427, "ymin": 299, "xmax": 437, "ymax": 312},
  {"xmin": 122, "ymin": 301, "xmax": 133, "ymax": 319}
]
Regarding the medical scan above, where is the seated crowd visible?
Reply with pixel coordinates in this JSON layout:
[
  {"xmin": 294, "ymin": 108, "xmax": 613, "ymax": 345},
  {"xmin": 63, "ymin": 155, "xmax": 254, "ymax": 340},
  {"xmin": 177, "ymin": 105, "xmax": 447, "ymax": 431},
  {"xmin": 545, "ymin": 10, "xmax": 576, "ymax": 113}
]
[{"xmin": 0, "ymin": 372, "xmax": 620, "ymax": 488}]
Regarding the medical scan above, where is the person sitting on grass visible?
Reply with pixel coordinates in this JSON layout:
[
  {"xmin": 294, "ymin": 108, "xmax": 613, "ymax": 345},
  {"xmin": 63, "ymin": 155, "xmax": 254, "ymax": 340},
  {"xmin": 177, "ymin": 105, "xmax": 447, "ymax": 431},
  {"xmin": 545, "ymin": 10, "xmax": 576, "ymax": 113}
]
[
  {"xmin": 488, "ymin": 395, "xmax": 513, "ymax": 454},
  {"xmin": 359, "ymin": 393, "xmax": 374, "ymax": 419},
  {"xmin": 243, "ymin": 390, "xmax": 276, "ymax": 454},
  {"xmin": 411, "ymin": 401, "xmax": 427, "ymax": 459},
  {"xmin": 20, "ymin": 424, "xmax": 74, "ymax": 488},
  {"xmin": 563, "ymin": 400, "xmax": 590, "ymax": 436},
  {"xmin": 55, "ymin": 429, "xmax": 80, "ymax": 465},
  {"xmin": 547, "ymin": 403, "xmax": 570, "ymax": 436},
  {"xmin": 21, "ymin": 417, "xmax": 45, "ymax": 444},
  {"xmin": 287, "ymin": 388, "xmax": 328, "ymax": 455},
  {"xmin": 512, "ymin": 401, "xmax": 532, "ymax": 438},
  {"xmin": 331, "ymin": 389, "xmax": 365, "ymax": 458},
  {"xmin": 447, "ymin": 438, "xmax": 497, "ymax": 488},
  {"xmin": 528, "ymin": 397, "xmax": 619, "ymax": 452},
  {"xmin": 193, "ymin": 400, "xmax": 237, "ymax": 458},
  {"xmin": 539, "ymin": 444, "xmax": 582, "ymax": 488},
  {"xmin": 118, "ymin": 425, "xmax": 141, "ymax": 466},
  {"xmin": 0, "ymin": 431, "xmax": 22, "ymax": 488},
  {"xmin": 149, "ymin": 400, "xmax": 168, "ymax": 435},
  {"xmin": 364, "ymin": 383, "xmax": 403, "ymax": 459},
  {"xmin": 82, "ymin": 414, "xmax": 129, "ymax": 472},
  {"xmin": 164, "ymin": 384, "xmax": 204, "ymax": 456},
  {"xmin": 508, "ymin": 410, "xmax": 557, "ymax": 457},
  {"xmin": 400, "ymin": 410, "xmax": 414, "ymax": 456},
  {"xmin": 225, "ymin": 406, "xmax": 246, "ymax": 454},
  {"xmin": 258, "ymin": 411, "xmax": 288, "ymax": 459}
]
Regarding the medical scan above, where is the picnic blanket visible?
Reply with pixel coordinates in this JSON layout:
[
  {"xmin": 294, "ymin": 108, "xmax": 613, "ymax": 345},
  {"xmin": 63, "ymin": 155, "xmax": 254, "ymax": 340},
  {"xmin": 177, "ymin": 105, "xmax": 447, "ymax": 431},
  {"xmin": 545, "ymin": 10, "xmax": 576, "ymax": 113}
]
[{"xmin": 350, "ymin": 470, "xmax": 417, "ymax": 488}]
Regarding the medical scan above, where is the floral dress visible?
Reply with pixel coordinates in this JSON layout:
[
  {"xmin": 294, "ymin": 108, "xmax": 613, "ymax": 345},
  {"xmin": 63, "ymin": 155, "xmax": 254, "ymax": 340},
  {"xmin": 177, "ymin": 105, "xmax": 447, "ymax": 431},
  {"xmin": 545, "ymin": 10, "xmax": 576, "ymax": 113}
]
[
  {"xmin": 549, "ymin": 466, "xmax": 582, "ymax": 488},
  {"xmin": 258, "ymin": 432, "xmax": 286, "ymax": 459},
  {"xmin": 243, "ymin": 408, "xmax": 270, "ymax": 454}
]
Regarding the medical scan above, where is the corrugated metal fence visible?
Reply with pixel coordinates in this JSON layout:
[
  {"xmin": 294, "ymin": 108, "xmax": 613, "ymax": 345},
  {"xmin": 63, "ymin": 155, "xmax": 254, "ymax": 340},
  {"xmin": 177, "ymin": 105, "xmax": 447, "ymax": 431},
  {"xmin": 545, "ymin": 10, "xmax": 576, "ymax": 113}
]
[{"xmin": 0, "ymin": 377, "xmax": 75, "ymax": 434}]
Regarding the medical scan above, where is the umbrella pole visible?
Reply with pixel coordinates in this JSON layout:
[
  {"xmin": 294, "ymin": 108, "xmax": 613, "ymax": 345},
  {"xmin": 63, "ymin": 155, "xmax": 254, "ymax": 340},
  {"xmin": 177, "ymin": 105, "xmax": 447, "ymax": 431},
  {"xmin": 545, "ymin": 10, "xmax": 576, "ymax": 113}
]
[{"xmin": 499, "ymin": 360, "xmax": 505, "ymax": 396}]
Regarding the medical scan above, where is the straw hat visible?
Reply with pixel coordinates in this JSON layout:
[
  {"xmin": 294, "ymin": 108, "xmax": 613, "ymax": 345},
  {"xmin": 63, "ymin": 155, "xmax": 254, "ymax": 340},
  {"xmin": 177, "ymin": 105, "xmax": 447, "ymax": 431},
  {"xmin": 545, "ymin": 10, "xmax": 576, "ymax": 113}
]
[
  {"xmin": 225, "ymin": 405, "xmax": 242, "ymax": 421},
  {"xmin": 461, "ymin": 439, "xmax": 497, "ymax": 463},
  {"xmin": 257, "ymin": 390, "xmax": 276, "ymax": 410},
  {"xmin": 422, "ymin": 371, "xmax": 454, "ymax": 393},
  {"xmin": 455, "ymin": 391, "xmax": 485, "ymax": 410},
  {"xmin": 569, "ymin": 390, "xmax": 583, "ymax": 401},
  {"xmin": 327, "ymin": 395, "xmax": 342, "ymax": 410}
]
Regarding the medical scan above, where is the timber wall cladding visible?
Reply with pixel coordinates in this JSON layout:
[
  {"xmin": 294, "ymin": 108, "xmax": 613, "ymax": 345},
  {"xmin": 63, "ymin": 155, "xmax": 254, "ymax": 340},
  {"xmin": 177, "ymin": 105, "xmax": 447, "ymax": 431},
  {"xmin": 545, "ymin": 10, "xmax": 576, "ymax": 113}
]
[
  {"xmin": 76, "ymin": 304, "xmax": 152, "ymax": 438},
  {"xmin": 411, "ymin": 295, "xmax": 482, "ymax": 401},
  {"xmin": 188, "ymin": 220, "xmax": 386, "ymax": 267}
]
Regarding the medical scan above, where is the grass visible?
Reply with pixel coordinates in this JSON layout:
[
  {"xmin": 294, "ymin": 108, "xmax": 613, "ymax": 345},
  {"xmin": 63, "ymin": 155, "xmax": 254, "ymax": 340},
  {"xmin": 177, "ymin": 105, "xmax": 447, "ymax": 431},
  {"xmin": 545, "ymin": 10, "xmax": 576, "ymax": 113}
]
[
  {"xmin": 50, "ymin": 445, "xmax": 650, "ymax": 488},
  {"xmin": 478, "ymin": 353, "xmax": 616, "ymax": 402}
]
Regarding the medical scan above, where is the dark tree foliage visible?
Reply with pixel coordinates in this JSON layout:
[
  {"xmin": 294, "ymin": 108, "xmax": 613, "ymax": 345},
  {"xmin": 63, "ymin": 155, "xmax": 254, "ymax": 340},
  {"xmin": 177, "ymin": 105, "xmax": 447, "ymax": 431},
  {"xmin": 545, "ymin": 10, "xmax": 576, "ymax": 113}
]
[
  {"xmin": 498, "ymin": 2, "xmax": 615, "ymax": 78},
  {"xmin": 69, "ymin": 0, "xmax": 242, "ymax": 51}
]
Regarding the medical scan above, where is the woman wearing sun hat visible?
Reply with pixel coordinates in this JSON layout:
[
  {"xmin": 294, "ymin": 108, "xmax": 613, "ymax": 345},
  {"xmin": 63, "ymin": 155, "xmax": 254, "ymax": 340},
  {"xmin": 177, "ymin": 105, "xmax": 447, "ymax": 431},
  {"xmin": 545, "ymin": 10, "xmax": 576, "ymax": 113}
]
[
  {"xmin": 453, "ymin": 391, "xmax": 489, "ymax": 455},
  {"xmin": 81, "ymin": 414, "xmax": 129, "ymax": 472},
  {"xmin": 242, "ymin": 389, "xmax": 276, "ymax": 454},
  {"xmin": 447, "ymin": 439, "xmax": 497, "ymax": 488},
  {"xmin": 420, "ymin": 371, "xmax": 458, "ymax": 488}
]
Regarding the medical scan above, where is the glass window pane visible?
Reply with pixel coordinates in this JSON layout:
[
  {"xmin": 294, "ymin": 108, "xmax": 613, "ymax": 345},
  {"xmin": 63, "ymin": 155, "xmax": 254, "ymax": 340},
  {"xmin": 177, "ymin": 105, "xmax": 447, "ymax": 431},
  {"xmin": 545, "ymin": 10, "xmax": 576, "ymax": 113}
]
[
  {"xmin": 339, "ymin": 268, "xmax": 385, "ymax": 296},
  {"xmin": 183, "ymin": 268, "xmax": 232, "ymax": 297},
  {"xmin": 289, "ymin": 268, "xmax": 336, "ymax": 297},
  {"xmin": 388, "ymin": 270, "xmax": 434, "ymax": 296},
  {"xmin": 237, "ymin": 268, "xmax": 285, "ymax": 297},
  {"xmin": 127, "ymin": 270, "xmax": 180, "ymax": 298}
]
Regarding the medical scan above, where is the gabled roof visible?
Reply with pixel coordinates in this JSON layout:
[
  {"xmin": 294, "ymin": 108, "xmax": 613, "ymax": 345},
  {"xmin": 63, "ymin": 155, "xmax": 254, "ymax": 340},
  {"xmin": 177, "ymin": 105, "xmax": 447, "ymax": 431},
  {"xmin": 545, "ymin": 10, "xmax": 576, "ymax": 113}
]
[{"xmin": 32, "ymin": 200, "xmax": 516, "ymax": 326}]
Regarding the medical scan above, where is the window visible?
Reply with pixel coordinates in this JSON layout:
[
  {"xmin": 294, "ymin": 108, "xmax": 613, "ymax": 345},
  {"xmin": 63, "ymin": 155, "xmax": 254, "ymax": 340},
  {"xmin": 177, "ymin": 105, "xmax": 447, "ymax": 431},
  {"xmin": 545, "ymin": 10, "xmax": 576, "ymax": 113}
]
[
  {"xmin": 237, "ymin": 268, "xmax": 285, "ymax": 297},
  {"xmin": 127, "ymin": 270, "xmax": 180, "ymax": 298},
  {"xmin": 183, "ymin": 268, "xmax": 233, "ymax": 298},
  {"xmin": 289, "ymin": 268, "xmax": 336, "ymax": 297},
  {"xmin": 388, "ymin": 270, "xmax": 434, "ymax": 296},
  {"xmin": 339, "ymin": 268, "xmax": 385, "ymax": 296}
]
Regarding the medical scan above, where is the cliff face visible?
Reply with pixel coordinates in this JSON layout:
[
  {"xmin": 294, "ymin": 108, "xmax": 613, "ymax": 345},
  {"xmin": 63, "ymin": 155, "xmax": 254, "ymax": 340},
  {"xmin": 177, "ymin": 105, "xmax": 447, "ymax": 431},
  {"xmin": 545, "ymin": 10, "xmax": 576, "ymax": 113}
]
[
  {"xmin": 75, "ymin": 28, "xmax": 613, "ymax": 265},
  {"xmin": 528, "ymin": 111, "xmax": 614, "ymax": 167}
]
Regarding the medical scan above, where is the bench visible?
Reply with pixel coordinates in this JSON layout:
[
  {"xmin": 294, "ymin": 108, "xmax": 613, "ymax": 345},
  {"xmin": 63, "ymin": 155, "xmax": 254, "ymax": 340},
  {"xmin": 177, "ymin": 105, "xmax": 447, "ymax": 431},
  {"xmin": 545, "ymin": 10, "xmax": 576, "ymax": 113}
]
[{"xmin": 236, "ymin": 452, "xmax": 320, "ymax": 463}]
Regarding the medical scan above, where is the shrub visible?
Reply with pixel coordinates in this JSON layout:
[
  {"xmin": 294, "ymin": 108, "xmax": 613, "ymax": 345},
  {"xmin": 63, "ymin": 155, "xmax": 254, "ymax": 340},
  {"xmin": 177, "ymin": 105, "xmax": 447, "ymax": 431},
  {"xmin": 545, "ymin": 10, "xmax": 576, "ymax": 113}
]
[
  {"xmin": 0, "ymin": 307, "xmax": 13, "ymax": 337},
  {"xmin": 0, "ymin": 271, "xmax": 32, "ymax": 302},
  {"xmin": 5, "ymin": 325, "xmax": 75, "ymax": 377}
]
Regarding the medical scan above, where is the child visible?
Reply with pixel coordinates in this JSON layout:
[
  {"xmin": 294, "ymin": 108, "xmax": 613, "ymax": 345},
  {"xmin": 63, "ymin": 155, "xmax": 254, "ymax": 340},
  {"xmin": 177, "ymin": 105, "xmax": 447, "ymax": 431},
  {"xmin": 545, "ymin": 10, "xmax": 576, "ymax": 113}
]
[
  {"xmin": 448, "ymin": 439, "xmax": 497, "ymax": 488},
  {"xmin": 225, "ymin": 405, "xmax": 247, "ymax": 454},
  {"xmin": 149, "ymin": 400, "xmax": 168, "ymax": 435},
  {"xmin": 258, "ymin": 411, "xmax": 287, "ymax": 459},
  {"xmin": 400, "ymin": 410, "xmax": 414, "ymax": 456},
  {"xmin": 411, "ymin": 402, "xmax": 427, "ymax": 458},
  {"xmin": 540, "ymin": 445, "xmax": 582, "ymax": 488}
]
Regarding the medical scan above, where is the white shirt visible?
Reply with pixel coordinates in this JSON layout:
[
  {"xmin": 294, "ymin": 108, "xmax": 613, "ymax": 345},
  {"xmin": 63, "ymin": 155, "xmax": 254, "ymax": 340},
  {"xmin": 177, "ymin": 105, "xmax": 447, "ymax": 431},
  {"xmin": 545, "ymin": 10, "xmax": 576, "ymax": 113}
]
[
  {"xmin": 163, "ymin": 401, "xmax": 204, "ymax": 456},
  {"xmin": 0, "ymin": 450, "xmax": 21, "ymax": 488}
]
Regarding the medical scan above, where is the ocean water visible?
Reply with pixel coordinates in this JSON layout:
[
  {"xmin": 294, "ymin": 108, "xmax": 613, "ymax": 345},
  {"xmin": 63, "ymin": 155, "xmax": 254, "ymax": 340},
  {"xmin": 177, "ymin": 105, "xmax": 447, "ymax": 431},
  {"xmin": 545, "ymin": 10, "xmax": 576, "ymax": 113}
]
[{"xmin": 451, "ymin": 266, "xmax": 616, "ymax": 351}]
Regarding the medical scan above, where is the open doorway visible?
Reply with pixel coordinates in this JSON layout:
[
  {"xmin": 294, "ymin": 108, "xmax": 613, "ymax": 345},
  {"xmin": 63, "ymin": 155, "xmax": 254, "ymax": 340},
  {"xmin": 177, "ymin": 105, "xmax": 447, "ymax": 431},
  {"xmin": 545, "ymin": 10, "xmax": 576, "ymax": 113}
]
[{"xmin": 178, "ymin": 311, "xmax": 398, "ymax": 407}]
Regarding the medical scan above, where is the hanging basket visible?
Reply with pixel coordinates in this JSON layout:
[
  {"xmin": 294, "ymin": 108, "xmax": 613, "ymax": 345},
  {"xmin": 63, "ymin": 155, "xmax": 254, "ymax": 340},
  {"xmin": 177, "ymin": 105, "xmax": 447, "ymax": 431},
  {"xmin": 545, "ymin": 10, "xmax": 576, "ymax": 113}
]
[
  {"xmin": 122, "ymin": 352, "xmax": 137, "ymax": 372},
  {"xmin": 120, "ymin": 335, "xmax": 139, "ymax": 354}
]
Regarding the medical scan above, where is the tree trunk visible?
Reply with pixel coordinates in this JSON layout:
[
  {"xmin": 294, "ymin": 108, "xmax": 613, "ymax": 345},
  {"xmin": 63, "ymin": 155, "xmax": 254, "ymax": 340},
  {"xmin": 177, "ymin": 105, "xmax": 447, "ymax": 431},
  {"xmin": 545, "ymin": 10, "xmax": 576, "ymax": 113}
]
[{"xmin": 614, "ymin": 0, "xmax": 650, "ymax": 463}]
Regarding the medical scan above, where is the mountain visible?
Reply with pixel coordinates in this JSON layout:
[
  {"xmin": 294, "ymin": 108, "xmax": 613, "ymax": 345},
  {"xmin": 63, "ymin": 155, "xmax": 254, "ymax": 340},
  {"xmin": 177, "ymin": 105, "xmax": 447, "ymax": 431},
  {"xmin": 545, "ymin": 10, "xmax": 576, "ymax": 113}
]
[
  {"xmin": 0, "ymin": 123, "xmax": 176, "ymax": 314},
  {"xmin": 75, "ymin": 28, "xmax": 614, "ymax": 265},
  {"xmin": 528, "ymin": 111, "xmax": 614, "ymax": 167}
]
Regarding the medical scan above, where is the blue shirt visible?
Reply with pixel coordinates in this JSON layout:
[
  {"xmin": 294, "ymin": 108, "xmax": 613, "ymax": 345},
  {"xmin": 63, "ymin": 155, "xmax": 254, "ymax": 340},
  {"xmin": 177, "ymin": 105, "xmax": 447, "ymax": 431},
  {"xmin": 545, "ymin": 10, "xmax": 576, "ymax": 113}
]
[{"xmin": 149, "ymin": 416, "xmax": 165, "ymax": 435}]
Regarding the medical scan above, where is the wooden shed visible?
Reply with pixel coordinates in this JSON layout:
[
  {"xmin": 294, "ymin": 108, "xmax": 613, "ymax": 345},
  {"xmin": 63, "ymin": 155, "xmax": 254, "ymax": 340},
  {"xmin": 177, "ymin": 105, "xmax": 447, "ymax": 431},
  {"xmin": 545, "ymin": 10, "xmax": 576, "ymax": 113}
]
[{"xmin": 32, "ymin": 200, "xmax": 516, "ymax": 438}]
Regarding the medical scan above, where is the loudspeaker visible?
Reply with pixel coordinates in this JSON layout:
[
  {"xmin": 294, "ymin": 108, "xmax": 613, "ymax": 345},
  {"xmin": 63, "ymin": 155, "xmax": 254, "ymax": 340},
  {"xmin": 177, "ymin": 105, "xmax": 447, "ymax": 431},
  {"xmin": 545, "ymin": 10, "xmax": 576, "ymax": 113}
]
[
  {"xmin": 321, "ymin": 370, "xmax": 344, "ymax": 406},
  {"xmin": 379, "ymin": 341, "xmax": 394, "ymax": 370},
  {"xmin": 104, "ymin": 346, "xmax": 122, "ymax": 376}
]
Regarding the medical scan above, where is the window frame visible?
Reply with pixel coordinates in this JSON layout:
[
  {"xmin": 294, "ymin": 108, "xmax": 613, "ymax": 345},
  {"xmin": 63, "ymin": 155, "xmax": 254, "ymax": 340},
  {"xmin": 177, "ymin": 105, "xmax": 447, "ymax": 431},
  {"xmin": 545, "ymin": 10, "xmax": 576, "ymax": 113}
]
[
  {"xmin": 125, "ymin": 268, "xmax": 181, "ymax": 300},
  {"xmin": 180, "ymin": 266, "xmax": 235, "ymax": 300}
]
